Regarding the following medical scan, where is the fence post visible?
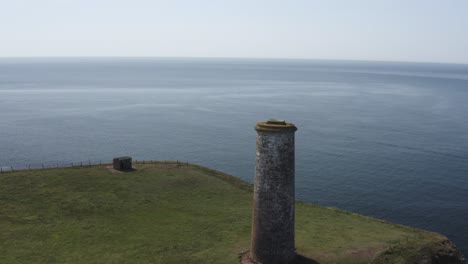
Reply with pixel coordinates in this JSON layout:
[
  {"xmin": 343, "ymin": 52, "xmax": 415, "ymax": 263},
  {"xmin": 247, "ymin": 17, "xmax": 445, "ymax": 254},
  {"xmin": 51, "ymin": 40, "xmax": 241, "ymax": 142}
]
[
  {"xmin": 11, "ymin": 166, "xmax": 14, "ymax": 172},
  {"xmin": 0, "ymin": 167, "xmax": 2, "ymax": 174},
  {"xmin": 42, "ymin": 164, "xmax": 44, "ymax": 169},
  {"xmin": 28, "ymin": 165, "xmax": 31, "ymax": 170},
  {"xmin": 99, "ymin": 160, "xmax": 102, "ymax": 165},
  {"xmin": 80, "ymin": 162, "xmax": 83, "ymax": 167}
]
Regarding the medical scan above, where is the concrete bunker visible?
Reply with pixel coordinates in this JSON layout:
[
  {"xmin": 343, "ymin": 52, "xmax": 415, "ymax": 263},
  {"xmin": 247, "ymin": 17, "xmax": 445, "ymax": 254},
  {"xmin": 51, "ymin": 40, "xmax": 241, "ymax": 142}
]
[{"xmin": 113, "ymin": 156, "xmax": 132, "ymax": 171}]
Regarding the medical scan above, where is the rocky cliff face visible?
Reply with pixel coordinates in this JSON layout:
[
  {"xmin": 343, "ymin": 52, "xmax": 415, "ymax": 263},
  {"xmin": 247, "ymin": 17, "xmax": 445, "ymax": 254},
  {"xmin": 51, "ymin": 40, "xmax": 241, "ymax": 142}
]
[
  {"xmin": 373, "ymin": 238, "xmax": 465, "ymax": 264},
  {"xmin": 422, "ymin": 239, "xmax": 465, "ymax": 264}
]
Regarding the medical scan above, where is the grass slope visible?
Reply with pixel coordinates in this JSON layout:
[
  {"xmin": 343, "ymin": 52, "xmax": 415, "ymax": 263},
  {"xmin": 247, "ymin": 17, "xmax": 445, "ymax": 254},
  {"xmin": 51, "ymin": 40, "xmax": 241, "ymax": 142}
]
[{"xmin": 0, "ymin": 162, "xmax": 453, "ymax": 263}]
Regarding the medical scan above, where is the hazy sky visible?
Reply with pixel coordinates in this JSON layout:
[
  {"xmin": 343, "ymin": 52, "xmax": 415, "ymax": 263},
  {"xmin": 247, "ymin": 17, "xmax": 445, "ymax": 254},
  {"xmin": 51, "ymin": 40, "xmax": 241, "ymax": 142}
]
[{"xmin": 1, "ymin": 0, "xmax": 467, "ymax": 63}]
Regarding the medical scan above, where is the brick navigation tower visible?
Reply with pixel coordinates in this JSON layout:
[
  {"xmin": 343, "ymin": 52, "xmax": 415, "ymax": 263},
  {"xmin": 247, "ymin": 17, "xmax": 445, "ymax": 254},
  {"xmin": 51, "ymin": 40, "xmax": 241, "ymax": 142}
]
[{"xmin": 250, "ymin": 119, "xmax": 298, "ymax": 264}]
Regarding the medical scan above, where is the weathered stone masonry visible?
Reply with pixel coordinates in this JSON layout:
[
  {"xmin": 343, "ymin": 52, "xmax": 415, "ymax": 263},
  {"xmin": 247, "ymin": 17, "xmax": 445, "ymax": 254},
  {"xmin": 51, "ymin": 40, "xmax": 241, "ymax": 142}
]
[{"xmin": 250, "ymin": 120, "xmax": 297, "ymax": 264}]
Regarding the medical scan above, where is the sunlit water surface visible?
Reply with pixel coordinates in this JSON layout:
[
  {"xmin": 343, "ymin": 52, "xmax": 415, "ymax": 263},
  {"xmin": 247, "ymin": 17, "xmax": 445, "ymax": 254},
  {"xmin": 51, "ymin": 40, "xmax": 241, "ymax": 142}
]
[{"xmin": 1, "ymin": 58, "xmax": 467, "ymax": 255}]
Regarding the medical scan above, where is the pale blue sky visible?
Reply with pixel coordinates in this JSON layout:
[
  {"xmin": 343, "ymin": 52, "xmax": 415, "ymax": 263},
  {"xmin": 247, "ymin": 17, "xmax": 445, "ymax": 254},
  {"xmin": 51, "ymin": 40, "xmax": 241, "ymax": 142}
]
[{"xmin": 1, "ymin": 0, "xmax": 467, "ymax": 63}]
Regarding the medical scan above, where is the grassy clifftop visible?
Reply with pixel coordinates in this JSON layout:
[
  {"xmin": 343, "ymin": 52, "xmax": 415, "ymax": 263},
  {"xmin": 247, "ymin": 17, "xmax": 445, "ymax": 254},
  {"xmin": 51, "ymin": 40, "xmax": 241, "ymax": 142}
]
[{"xmin": 0, "ymin": 162, "xmax": 464, "ymax": 263}]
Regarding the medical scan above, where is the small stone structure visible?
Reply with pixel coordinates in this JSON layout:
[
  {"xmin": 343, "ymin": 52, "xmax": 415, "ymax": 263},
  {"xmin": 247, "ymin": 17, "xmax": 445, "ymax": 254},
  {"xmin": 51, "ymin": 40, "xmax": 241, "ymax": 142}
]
[
  {"xmin": 249, "ymin": 119, "xmax": 298, "ymax": 264},
  {"xmin": 113, "ymin": 156, "xmax": 132, "ymax": 171}
]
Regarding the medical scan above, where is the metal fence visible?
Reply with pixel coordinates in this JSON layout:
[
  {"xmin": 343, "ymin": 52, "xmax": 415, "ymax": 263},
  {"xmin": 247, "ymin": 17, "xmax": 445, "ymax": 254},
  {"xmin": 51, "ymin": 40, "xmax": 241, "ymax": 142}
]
[{"xmin": 0, "ymin": 159, "xmax": 190, "ymax": 174}]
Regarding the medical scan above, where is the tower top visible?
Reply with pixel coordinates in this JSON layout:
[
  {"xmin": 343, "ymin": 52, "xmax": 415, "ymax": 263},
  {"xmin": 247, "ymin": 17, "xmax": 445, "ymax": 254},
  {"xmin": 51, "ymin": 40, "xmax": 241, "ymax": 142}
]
[{"xmin": 255, "ymin": 119, "xmax": 297, "ymax": 133}]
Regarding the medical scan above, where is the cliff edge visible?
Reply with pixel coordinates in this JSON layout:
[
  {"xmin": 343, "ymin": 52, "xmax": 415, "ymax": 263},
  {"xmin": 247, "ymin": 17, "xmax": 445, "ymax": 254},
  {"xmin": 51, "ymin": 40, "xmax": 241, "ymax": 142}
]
[
  {"xmin": 373, "ymin": 238, "xmax": 465, "ymax": 264},
  {"xmin": 0, "ymin": 161, "xmax": 464, "ymax": 263}
]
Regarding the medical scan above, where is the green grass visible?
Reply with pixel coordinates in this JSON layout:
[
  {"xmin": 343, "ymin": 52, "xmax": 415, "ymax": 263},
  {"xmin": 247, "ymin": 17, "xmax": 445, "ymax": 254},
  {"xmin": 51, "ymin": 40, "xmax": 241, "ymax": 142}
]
[{"xmin": 0, "ymin": 162, "xmax": 452, "ymax": 263}]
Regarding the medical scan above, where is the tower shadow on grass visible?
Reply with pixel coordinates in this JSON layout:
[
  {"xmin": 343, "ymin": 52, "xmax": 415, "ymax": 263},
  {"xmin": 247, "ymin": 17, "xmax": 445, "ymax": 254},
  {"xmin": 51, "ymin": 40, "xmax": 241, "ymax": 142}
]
[
  {"xmin": 293, "ymin": 253, "xmax": 320, "ymax": 264},
  {"xmin": 240, "ymin": 252, "xmax": 319, "ymax": 264}
]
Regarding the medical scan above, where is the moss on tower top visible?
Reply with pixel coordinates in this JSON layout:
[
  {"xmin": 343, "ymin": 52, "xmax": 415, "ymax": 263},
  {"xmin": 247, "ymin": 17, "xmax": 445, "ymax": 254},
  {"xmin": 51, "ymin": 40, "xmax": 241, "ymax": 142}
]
[{"xmin": 255, "ymin": 119, "xmax": 297, "ymax": 133}]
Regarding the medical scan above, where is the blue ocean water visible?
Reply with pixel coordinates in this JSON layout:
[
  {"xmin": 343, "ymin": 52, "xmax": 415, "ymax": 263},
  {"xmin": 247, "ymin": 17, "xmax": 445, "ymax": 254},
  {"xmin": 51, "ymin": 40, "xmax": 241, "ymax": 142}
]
[{"xmin": 0, "ymin": 58, "xmax": 467, "ymax": 256}]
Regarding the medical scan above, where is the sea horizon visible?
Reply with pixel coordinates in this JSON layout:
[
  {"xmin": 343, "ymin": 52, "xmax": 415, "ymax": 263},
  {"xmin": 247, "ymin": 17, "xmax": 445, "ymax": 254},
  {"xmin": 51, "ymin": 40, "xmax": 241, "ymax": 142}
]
[{"xmin": 1, "ymin": 56, "xmax": 468, "ymax": 66}]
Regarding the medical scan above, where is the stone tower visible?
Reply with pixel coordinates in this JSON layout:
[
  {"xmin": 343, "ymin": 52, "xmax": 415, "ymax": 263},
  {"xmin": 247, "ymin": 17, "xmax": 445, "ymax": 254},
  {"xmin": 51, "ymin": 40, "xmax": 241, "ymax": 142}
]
[{"xmin": 250, "ymin": 119, "xmax": 298, "ymax": 264}]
